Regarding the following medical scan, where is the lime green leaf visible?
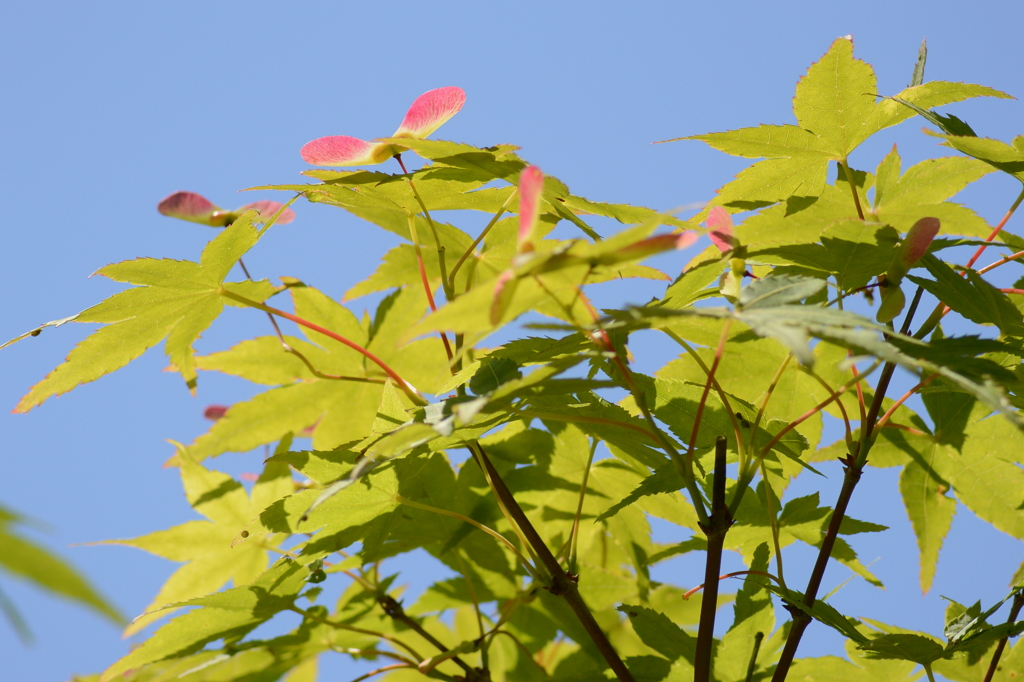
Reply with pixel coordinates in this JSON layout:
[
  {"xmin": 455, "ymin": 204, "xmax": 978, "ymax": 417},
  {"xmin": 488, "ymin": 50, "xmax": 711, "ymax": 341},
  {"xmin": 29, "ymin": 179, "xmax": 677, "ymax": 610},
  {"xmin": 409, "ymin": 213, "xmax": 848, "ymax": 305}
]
[
  {"xmin": 0, "ymin": 509, "xmax": 121, "ymax": 625},
  {"xmin": 789, "ymin": 654, "xmax": 921, "ymax": 681},
  {"xmin": 99, "ymin": 559, "xmax": 307, "ymax": 682},
  {"xmin": 663, "ymin": 261, "xmax": 723, "ymax": 309},
  {"xmin": 376, "ymin": 138, "xmax": 528, "ymax": 181},
  {"xmin": 682, "ymin": 124, "xmax": 833, "ymax": 161},
  {"xmin": 16, "ymin": 215, "xmax": 269, "ymax": 410},
  {"xmin": 793, "ymin": 37, "xmax": 878, "ymax": 156},
  {"xmin": 863, "ymin": 81, "xmax": 1011, "ymax": 143},
  {"xmin": 910, "ymin": 255, "xmax": 1024, "ymax": 336},
  {"xmin": 859, "ymin": 632, "xmax": 944, "ymax": 664},
  {"xmin": 196, "ymin": 335, "xmax": 316, "ymax": 385},
  {"xmin": 929, "ymin": 132, "xmax": 1024, "ymax": 185},
  {"xmin": 102, "ymin": 448, "xmax": 292, "ymax": 635},
  {"xmin": 739, "ymin": 274, "xmax": 826, "ymax": 310},
  {"xmin": 237, "ymin": 456, "xmax": 400, "ymax": 563},
  {"xmin": 617, "ymin": 604, "xmax": 696, "ymax": 663},
  {"xmin": 933, "ymin": 403, "xmax": 1024, "ymax": 540},
  {"xmin": 874, "ymin": 155, "xmax": 994, "ymax": 210},
  {"xmin": 559, "ymin": 194, "xmax": 690, "ymax": 229},
  {"xmin": 191, "ymin": 286, "xmax": 447, "ymax": 460},
  {"xmin": 717, "ymin": 156, "xmax": 832, "ymax": 210}
]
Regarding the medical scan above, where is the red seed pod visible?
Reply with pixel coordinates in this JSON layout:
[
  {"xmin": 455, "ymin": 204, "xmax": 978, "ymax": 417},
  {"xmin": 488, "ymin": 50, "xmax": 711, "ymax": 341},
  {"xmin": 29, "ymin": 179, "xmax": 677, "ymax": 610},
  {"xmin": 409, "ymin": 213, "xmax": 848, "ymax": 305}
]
[{"xmin": 203, "ymin": 405, "xmax": 229, "ymax": 420}]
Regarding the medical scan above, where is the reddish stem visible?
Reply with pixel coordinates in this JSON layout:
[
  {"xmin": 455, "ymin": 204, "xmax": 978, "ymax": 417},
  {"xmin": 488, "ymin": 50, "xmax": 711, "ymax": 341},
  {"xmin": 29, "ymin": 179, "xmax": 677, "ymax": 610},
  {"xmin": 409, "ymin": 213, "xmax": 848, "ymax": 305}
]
[
  {"xmin": 685, "ymin": 322, "xmax": 732, "ymax": 467},
  {"xmin": 683, "ymin": 570, "xmax": 782, "ymax": 600},
  {"xmin": 978, "ymin": 248, "xmax": 1024, "ymax": 275},
  {"xmin": 875, "ymin": 373, "xmax": 937, "ymax": 429},
  {"xmin": 396, "ymin": 154, "xmax": 455, "ymax": 364},
  {"xmin": 219, "ymin": 289, "xmax": 426, "ymax": 404},
  {"xmin": 965, "ymin": 187, "xmax": 1024, "ymax": 269}
]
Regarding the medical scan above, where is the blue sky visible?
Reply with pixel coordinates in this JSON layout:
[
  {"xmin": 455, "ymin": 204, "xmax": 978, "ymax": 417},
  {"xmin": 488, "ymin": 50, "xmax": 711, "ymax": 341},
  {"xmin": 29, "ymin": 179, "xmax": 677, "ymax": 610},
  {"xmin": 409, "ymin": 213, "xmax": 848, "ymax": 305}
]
[{"xmin": 2, "ymin": 2, "xmax": 1023, "ymax": 680}]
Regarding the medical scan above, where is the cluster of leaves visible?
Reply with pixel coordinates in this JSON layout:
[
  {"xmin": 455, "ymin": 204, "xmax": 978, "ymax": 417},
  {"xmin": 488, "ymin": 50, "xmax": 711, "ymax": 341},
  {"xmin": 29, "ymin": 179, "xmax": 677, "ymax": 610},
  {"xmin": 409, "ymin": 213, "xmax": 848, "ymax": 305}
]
[{"xmin": 9, "ymin": 38, "xmax": 1024, "ymax": 682}]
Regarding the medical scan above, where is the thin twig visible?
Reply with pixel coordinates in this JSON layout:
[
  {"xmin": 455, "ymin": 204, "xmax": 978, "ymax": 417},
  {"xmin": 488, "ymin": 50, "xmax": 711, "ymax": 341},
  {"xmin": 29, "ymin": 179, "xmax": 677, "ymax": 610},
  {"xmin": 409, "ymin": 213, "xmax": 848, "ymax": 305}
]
[
  {"xmin": 218, "ymin": 289, "xmax": 427, "ymax": 405},
  {"xmin": 405, "ymin": 214, "xmax": 455, "ymax": 363},
  {"xmin": 965, "ymin": 186, "xmax": 1024, "ymax": 269},
  {"xmin": 838, "ymin": 161, "xmax": 865, "ymax": 220},
  {"xmin": 683, "ymin": 569, "xmax": 782, "ymax": 600},
  {"xmin": 395, "ymin": 494, "xmax": 542, "ymax": 581},
  {"xmin": 984, "ymin": 591, "xmax": 1024, "ymax": 682},
  {"xmin": 289, "ymin": 605, "xmax": 424, "ymax": 662},
  {"xmin": 662, "ymin": 329, "xmax": 745, "ymax": 464},
  {"xmin": 745, "ymin": 632, "xmax": 765, "ymax": 682},
  {"xmin": 468, "ymin": 441, "xmax": 637, "ymax": 682},
  {"xmin": 377, "ymin": 594, "xmax": 479, "ymax": 678},
  {"xmin": 568, "ymin": 438, "xmax": 599, "ymax": 574},
  {"xmin": 875, "ymin": 373, "xmax": 938, "ymax": 429},
  {"xmin": 448, "ymin": 188, "xmax": 519, "ymax": 288},
  {"xmin": 748, "ymin": 354, "xmax": 792, "ymax": 474}
]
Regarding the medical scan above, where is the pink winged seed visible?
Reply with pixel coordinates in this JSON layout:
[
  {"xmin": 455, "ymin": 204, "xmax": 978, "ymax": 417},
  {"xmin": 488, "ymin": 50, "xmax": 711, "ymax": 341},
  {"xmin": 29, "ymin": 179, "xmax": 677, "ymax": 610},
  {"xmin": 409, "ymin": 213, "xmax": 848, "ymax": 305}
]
[
  {"xmin": 394, "ymin": 86, "xmax": 466, "ymax": 139},
  {"xmin": 517, "ymin": 166, "xmax": 545, "ymax": 250},
  {"xmin": 901, "ymin": 217, "xmax": 941, "ymax": 264},
  {"xmin": 300, "ymin": 136, "xmax": 385, "ymax": 167},
  {"xmin": 157, "ymin": 191, "xmax": 223, "ymax": 225},
  {"xmin": 237, "ymin": 200, "xmax": 296, "ymax": 225},
  {"xmin": 617, "ymin": 232, "xmax": 700, "ymax": 260},
  {"xmin": 705, "ymin": 206, "xmax": 736, "ymax": 253}
]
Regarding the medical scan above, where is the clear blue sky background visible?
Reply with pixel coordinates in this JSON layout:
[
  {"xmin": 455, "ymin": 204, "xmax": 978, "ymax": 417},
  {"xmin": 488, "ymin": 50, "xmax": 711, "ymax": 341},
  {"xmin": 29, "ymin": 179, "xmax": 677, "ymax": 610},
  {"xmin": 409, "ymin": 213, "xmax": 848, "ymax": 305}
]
[{"xmin": 2, "ymin": 2, "xmax": 1023, "ymax": 680}]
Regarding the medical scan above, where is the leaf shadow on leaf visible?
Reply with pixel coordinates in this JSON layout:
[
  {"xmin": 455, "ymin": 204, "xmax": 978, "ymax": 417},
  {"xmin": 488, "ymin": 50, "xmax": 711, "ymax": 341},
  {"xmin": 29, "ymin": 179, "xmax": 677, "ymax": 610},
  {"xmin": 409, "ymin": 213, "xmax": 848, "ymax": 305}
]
[
  {"xmin": 189, "ymin": 479, "xmax": 245, "ymax": 511},
  {"xmin": 483, "ymin": 427, "xmax": 557, "ymax": 468},
  {"xmin": 304, "ymin": 517, "xmax": 388, "ymax": 561}
]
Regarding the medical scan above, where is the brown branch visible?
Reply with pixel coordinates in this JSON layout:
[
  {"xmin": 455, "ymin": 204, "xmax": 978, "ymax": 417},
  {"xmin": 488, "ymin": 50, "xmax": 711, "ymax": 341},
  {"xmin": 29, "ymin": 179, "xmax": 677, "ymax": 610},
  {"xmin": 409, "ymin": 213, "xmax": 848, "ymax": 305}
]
[
  {"xmin": 984, "ymin": 591, "xmax": 1024, "ymax": 682},
  {"xmin": 694, "ymin": 436, "xmax": 732, "ymax": 682},
  {"xmin": 469, "ymin": 441, "xmax": 637, "ymax": 682}
]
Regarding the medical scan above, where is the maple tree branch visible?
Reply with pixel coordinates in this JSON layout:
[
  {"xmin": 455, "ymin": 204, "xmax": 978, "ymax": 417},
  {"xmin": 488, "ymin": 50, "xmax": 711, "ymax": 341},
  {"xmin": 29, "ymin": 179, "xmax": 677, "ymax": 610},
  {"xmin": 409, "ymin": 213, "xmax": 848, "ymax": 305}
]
[
  {"xmin": 468, "ymin": 441, "xmax": 637, "ymax": 682},
  {"xmin": 289, "ymin": 605, "xmax": 425, "ymax": 663},
  {"xmin": 772, "ymin": 294, "xmax": 920, "ymax": 681},
  {"xmin": 695, "ymin": 436, "xmax": 731, "ymax": 682},
  {"xmin": 662, "ymin": 328, "xmax": 745, "ymax": 463},
  {"xmin": 984, "ymin": 590, "xmax": 1024, "ymax": 682},
  {"xmin": 377, "ymin": 594, "xmax": 481, "ymax": 679}
]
